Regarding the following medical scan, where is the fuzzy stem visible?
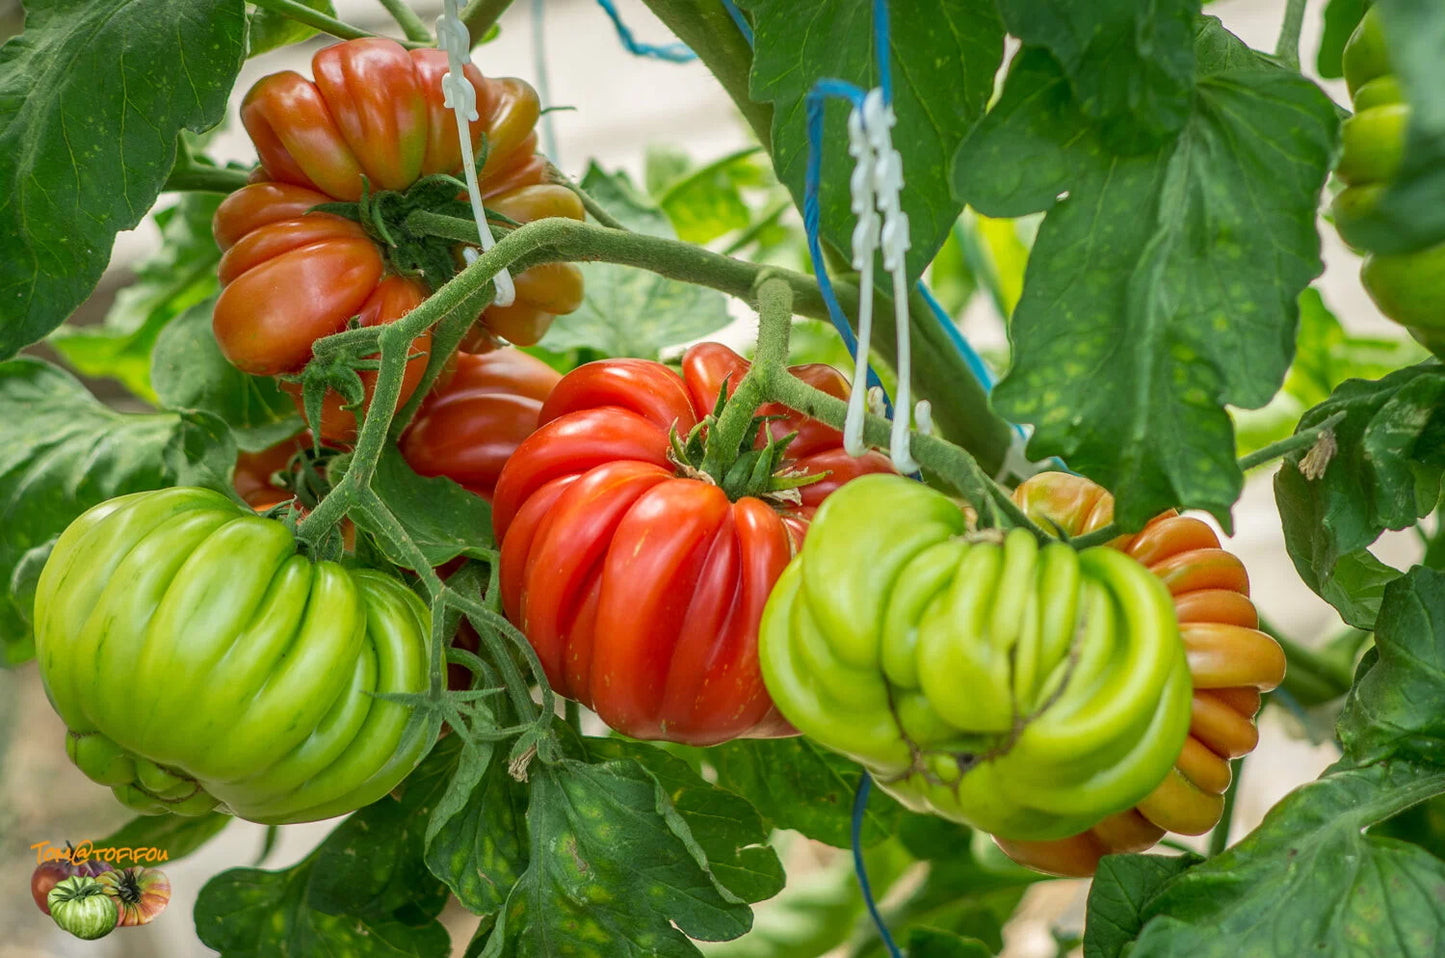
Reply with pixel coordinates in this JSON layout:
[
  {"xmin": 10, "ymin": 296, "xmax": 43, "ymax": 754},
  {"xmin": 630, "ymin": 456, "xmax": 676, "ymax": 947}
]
[
  {"xmin": 1239, "ymin": 411, "xmax": 1347, "ymax": 473},
  {"xmin": 249, "ymin": 0, "xmax": 425, "ymax": 45},
  {"xmin": 1275, "ymin": 0, "xmax": 1308, "ymax": 70},
  {"xmin": 460, "ymin": 0, "xmax": 514, "ymax": 44}
]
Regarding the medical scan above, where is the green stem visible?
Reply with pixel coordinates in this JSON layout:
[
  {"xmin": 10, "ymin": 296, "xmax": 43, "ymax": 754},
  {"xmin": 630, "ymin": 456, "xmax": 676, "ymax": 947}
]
[
  {"xmin": 702, "ymin": 277, "xmax": 794, "ymax": 478},
  {"xmin": 565, "ymin": 699, "xmax": 582, "ymax": 734},
  {"xmin": 402, "ymin": 211, "xmax": 1012, "ymax": 472},
  {"xmin": 549, "ymin": 171, "xmax": 630, "ymax": 231},
  {"xmin": 1257, "ymin": 615, "xmax": 1361, "ymax": 707},
  {"xmin": 250, "ymin": 0, "xmax": 422, "ymax": 45},
  {"xmin": 1239, "ymin": 411, "xmax": 1347, "ymax": 472},
  {"xmin": 1274, "ymin": 0, "xmax": 1308, "ymax": 70},
  {"xmin": 460, "ymin": 0, "xmax": 514, "ymax": 44},
  {"xmin": 162, "ymin": 162, "xmax": 251, "ymax": 195},
  {"xmin": 377, "ymin": 0, "xmax": 432, "ymax": 42},
  {"xmin": 390, "ymin": 283, "xmax": 495, "ymax": 437},
  {"xmin": 638, "ymin": 0, "xmax": 771, "ymax": 151},
  {"xmin": 1207, "ymin": 757, "xmax": 1244, "ymax": 856}
]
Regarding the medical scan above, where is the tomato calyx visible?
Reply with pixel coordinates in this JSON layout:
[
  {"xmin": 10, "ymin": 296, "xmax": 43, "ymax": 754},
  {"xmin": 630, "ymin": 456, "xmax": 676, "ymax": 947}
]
[
  {"xmin": 312, "ymin": 148, "xmax": 519, "ymax": 297},
  {"xmin": 667, "ymin": 381, "xmax": 824, "ymax": 505}
]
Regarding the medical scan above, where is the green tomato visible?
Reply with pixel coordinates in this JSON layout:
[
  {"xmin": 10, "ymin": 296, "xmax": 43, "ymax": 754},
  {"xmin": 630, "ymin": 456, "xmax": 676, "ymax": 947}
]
[
  {"xmin": 1343, "ymin": 6, "xmax": 1390, "ymax": 97},
  {"xmin": 1352, "ymin": 74, "xmax": 1404, "ymax": 113},
  {"xmin": 1362, "ymin": 242, "xmax": 1445, "ymax": 335},
  {"xmin": 1330, "ymin": 183, "xmax": 1388, "ymax": 250},
  {"xmin": 757, "ymin": 474, "xmax": 1191, "ymax": 842},
  {"xmin": 35, "ymin": 487, "xmax": 432, "ymax": 825},
  {"xmin": 1336, "ymin": 103, "xmax": 1410, "ymax": 186},
  {"xmin": 48, "ymin": 876, "xmax": 119, "ymax": 940}
]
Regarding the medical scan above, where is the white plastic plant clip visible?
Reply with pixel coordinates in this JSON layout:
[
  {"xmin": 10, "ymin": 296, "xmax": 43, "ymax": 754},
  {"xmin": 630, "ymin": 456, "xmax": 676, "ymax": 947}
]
[
  {"xmin": 843, "ymin": 104, "xmax": 878, "ymax": 459},
  {"xmin": 859, "ymin": 88, "xmax": 918, "ymax": 474},
  {"xmin": 438, "ymin": 0, "xmax": 516, "ymax": 307},
  {"xmin": 995, "ymin": 424, "xmax": 1043, "ymax": 484}
]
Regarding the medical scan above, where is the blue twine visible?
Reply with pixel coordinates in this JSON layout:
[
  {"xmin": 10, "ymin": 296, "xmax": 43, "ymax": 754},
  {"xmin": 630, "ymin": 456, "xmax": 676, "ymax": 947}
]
[
  {"xmin": 872, "ymin": 0, "xmax": 892, "ymax": 103},
  {"xmin": 918, "ymin": 281, "xmax": 994, "ymax": 390},
  {"xmin": 718, "ymin": 0, "xmax": 754, "ymax": 45},
  {"xmin": 594, "ymin": 0, "xmax": 697, "ymax": 62},
  {"xmin": 852, "ymin": 773, "xmax": 904, "ymax": 958}
]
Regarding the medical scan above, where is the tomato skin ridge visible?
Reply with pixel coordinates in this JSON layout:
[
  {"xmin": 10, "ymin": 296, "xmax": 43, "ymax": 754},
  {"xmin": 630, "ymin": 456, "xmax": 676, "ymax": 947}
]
[{"xmin": 493, "ymin": 343, "xmax": 896, "ymax": 745}]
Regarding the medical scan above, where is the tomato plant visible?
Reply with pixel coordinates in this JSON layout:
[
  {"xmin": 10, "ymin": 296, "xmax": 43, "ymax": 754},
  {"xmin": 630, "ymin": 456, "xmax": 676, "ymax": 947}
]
[{"xmin": 4, "ymin": 1, "xmax": 1445, "ymax": 956}]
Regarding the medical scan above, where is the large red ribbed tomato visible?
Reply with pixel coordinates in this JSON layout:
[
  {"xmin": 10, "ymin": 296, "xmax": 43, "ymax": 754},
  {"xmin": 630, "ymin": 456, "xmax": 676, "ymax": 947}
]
[
  {"xmin": 491, "ymin": 342, "xmax": 896, "ymax": 745},
  {"xmin": 995, "ymin": 473, "xmax": 1287, "ymax": 877},
  {"xmin": 400, "ymin": 348, "xmax": 561, "ymax": 501},
  {"xmin": 212, "ymin": 38, "xmax": 584, "ymax": 442}
]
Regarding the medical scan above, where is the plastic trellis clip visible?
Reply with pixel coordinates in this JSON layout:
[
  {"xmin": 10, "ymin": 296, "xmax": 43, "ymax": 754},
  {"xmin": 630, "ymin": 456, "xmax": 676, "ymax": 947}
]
[
  {"xmin": 438, "ymin": 0, "xmax": 516, "ymax": 307},
  {"xmin": 840, "ymin": 88, "xmax": 923, "ymax": 474}
]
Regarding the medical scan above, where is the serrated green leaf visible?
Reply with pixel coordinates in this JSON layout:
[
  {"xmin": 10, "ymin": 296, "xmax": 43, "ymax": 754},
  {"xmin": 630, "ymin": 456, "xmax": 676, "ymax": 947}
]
[
  {"xmin": 995, "ymin": 0, "xmax": 1197, "ymax": 152},
  {"xmin": 1274, "ymin": 361, "xmax": 1445, "ymax": 629},
  {"xmin": 0, "ymin": 0, "xmax": 246, "ymax": 357},
  {"xmin": 354, "ymin": 446, "xmax": 495, "ymax": 567},
  {"xmin": 150, "ymin": 298, "xmax": 302, "ymax": 452},
  {"xmin": 1083, "ymin": 853, "xmax": 1201, "ymax": 958},
  {"xmin": 48, "ymin": 194, "xmax": 225, "ymax": 401},
  {"xmin": 652, "ymin": 147, "xmax": 759, "ymax": 245},
  {"xmin": 476, "ymin": 758, "xmax": 755, "ymax": 958},
  {"xmin": 709, "ymin": 737, "xmax": 901, "ymax": 849},
  {"xmin": 1334, "ymin": 1, "xmax": 1445, "ymax": 254},
  {"xmin": 425, "ymin": 728, "xmax": 528, "ymax": 917},
  {"xmin": 587, "ymin": 738, "xmax": 785, "ymax": 905},
  {"xmin": 737, "ymin": 0, "xmax": 1004, "ymax": 280},
  {"xmin": 1339, "ymin": 567, "xmax": 1445, "ymax": 766},
  {"xmin": 537, "ymin": 164, "xmax": 730, "ymax": 360},
  {"xmin": 89, "ymin": 812, "xmax": 231, "ymax": 870},
  {"xmin": 0, "ymin": 358, "xmax": 236, "ymax": 664},
  {"xmin": 247, "ymin": 0, "xmax": 337, "ymax": 56},
  {"xmin": 956, "ymin": 19, "xmax": 1339, "ymax": 529}
]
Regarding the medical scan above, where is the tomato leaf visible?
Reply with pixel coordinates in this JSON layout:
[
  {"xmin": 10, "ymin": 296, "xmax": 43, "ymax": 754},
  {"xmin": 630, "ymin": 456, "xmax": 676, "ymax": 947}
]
[
  {"xmin": 1334, "ymin": 1, "xmax": 1445, "ymax": 254},
  {"xmin": 150, "ymin": 299, "xmax": 301, "ymax": 453},
  {"xmin": 195, "ymin": 741, "xmax": 456, "ymax": 956},
  {"xmin": 708, "ymin": 737, "xmax": 902, "ymax": 849},
  {"xmin": 90, "ymin": 812, "xmax": 231, "ymax": 870},
  {"xmin": 536, "ymin": 164, "xmax": 730, "ymax": 360},
  {"xmin": 1083, "ymin": 853, "xmax": 1201, "ymax": 958},
  {"xmin": 48, "ymin": 194, "xmax": 225, "ymax": 402},
  {"xmin": 424, "ymin": 727, "xmax": 528, "ymax": 918},
  {"xmin": 0, "ymin": 0, "xmax": 246, "ymax": 358},
  {"xmin": 1096, "ymin": 568, "xmax": 1445, "ymax": 956},
  {"xmin": 356, "ymin": 446, "xmax": 495, "ymax": 566},
  {"xmin": 1339, "ymin": 567, "xmax": 1445, "ymax": 765},
  {"xmin": 994, "ymin": 0, "xmax": 1197, "ymax": 152},
  {"xmin": 247, "ymin": 0, "xmax": 337, "ymax": 57},
  {"xmin": 1316, "ymin": 0, "xmax": 1368, "ymax": 79},
  {"xmin": 955, "ymin": 18, "xmax": 1339, "ymax": 530},
  {"xmin": 0, "ymin": 358, "xmax": 235, "ymax": 664},
  {"xmin": 648, "ymin": 146, "xmax": 759, "ymax": 245},
  {"xmin": 473, "ymin": 758, "xmax": 758, "ymax": 958},
  {"xmin": 736, "ymin": 0, "xmax": 1004, "ymax": 280},
  {"xmin": 904, "ymin": 928, "xmax": 994, "ymax": 958},
  {"xmin": 585, "ymin": 739, "xmax": 785, "ymax": 905},
  {"xmin": 1274, "ymin": 361, "xmax": 1445, "ymax": 630}
]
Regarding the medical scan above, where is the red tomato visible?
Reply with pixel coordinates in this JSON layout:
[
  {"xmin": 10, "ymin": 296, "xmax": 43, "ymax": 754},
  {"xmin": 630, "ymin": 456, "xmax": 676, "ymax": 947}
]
[
  {"xmin": 214, "ymin": 39, "xmax": 585, "ymax": 437},
  {"xmin": 399, "ymin": 348, "xmax": 562, "ymax": 501},
  {"xmin": 232, "ymin": 432, "xmax": 311, "ymax": 512},
  {"xmin": 491, "ymin": 343, "xmax": 896, "ymax": 745}
]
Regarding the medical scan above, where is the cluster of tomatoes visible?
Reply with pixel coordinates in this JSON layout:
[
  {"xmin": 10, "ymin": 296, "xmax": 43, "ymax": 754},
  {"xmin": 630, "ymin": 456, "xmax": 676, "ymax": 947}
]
[
  {"xmin": 30, "ymin": 856, "xmax": 169, "ymax": 941},
  {"xmin": 32, "ymin": 38, "xmax": 1284, "ymax": 878}
]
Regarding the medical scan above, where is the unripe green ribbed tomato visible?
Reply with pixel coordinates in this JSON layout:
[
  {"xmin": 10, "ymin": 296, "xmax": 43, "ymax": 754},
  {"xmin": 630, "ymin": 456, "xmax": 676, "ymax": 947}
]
[
  {"xmin": 1362, "ymin": 244, "xmax": 1445, "ymax": 335},
  {"xmin": 35, "ymin": 487, "xmax": 431, "ymax": 825},
  {"xmin": 757, "ymin": 474, "xmax": 1192, "ymax": 842}
]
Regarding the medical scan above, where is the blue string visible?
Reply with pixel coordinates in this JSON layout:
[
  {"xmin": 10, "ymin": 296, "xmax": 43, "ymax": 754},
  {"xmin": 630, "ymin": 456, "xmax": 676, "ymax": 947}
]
[
  {"xmin": 852, "ymin": 773, "xmax": 904, "ymax": 958},
  {"xmin": 594, "ymin": 0, "xmax": 697, "ymax": 62},
  {"xmin": 718, "ymin": 0, "xmax": 754, "ymax": 45},
  {"xmin": 872, "ymin": 0, "xmax": 892, "ymax": 104},
  {"xmin": 918, "ymin": 281, "xmax": 994, "ymax": 390}
]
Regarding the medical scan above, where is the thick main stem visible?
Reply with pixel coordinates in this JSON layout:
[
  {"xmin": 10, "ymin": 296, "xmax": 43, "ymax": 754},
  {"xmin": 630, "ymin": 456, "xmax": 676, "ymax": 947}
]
[{"xmin": 405, "ymin": 212, "xmax": 1013, "ymax": 472}]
